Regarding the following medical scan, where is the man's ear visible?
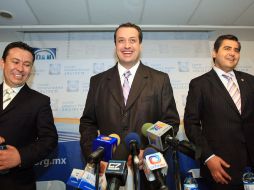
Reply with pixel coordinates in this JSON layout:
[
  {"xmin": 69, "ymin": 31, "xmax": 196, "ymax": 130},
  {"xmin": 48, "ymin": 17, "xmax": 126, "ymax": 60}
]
[
  {"xmin": 0, "ymin": 59, "xmax": 4, "ymax": 69},
  {"xmin": 212, "ymin": 50, "xmax": 216, "ymax": 61}
]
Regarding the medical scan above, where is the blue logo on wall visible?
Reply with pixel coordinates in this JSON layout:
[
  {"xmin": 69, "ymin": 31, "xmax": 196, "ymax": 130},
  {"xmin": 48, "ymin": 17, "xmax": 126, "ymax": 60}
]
[{"xmin": 34, "ymin": 48, "xmax": 56, "ymax": 60}]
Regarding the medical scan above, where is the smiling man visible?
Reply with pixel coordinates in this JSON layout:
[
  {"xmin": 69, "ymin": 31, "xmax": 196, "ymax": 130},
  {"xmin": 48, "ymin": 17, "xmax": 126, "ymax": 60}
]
[
  {"xmin": 0, "ymin": 41, "xmax": 58, "ymax": 190},
  {"xmin": 184, "ymin": 34, "xmax": 254, "ymax": 190},
  {"xmin": 79, "ymin": 22, "xmax": 179, "ymax": 189}
]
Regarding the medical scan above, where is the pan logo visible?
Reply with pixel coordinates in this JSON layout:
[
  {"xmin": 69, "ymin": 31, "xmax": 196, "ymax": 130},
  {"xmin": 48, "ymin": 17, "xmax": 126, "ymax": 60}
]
[{"xmin": 34, "ymin": 48, "xmax": 56, "ymax": 60}]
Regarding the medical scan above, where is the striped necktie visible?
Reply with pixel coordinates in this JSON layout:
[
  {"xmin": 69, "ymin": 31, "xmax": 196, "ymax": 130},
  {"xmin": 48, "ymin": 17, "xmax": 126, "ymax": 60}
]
[
  {"xmin": 3, "ymin": 88, "xmax": 14, "ymax": 109},
  {"xmin": 222, "ymin": 74, "xmax": 241, "ymax": 114},
  {"xmin": 122, "ymin": 70, "xmax": 131, "ymax": 105}
]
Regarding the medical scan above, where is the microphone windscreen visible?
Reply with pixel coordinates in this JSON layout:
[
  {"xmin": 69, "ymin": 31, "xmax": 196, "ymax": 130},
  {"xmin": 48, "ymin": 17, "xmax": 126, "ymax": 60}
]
[
  {"xmin": 109, "ymin": 133, "xmax": 121, "ymax": 145},
  {"xmin": 112, "ymin": 143, "xmax": 129, "ymax": 160},
  {"xmin": 124, "ymin": 132, "xmax": 141, "ymax": 150},
  {"xmin": 143, "ymin": 147, "xmax": 157, "ymax": 158},
  {"xmin": 141, "ymin": 123, "xmax": 153, "ymax": 137},
  {"xmin": 92, "ymin": 135, "xmax": 118, "ymax": 162}
]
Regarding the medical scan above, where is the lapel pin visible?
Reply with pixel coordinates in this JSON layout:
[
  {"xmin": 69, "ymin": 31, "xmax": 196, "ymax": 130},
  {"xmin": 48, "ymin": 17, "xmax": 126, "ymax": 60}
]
[{"xmin": 241, "ymin": 78, "xmax": 244, "ymax": 82}]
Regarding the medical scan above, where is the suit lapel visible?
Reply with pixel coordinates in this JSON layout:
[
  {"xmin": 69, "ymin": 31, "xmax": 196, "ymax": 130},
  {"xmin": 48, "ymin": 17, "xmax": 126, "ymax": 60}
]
[
  {"xmin": 107, "ymin": 65, "xmax": 125, "ymax": 108},
  {"xmin": 0, "ymin": 84, "xmax": 30, "ymax": 114},
  {"xmin": 0, "ymin": 83, "xmax": 3, "ymax": 112},
  {"xmin": 125, "ymin": 63, "xmax": 148, "ymax": 110},
  {"xmin": 106, "ymin": 63, "xmax": 148, "ymax": 110},
  {"xmin": 207, "ymin": 69, "xmax": 240, "ymax": 115}
]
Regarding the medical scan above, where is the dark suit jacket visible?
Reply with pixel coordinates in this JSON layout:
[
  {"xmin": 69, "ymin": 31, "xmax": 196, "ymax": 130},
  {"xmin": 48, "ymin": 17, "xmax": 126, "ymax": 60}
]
[
  {"xmin": 79, "ymin": 62, "xmax": 180, "ymax": 159},
  {"xmin": 0, "ymin": 83, "xmax": 58, "ymax": 190},
  {"xmin": 184, "ymin": 69, "xmax": 254, "ymax": 185}
]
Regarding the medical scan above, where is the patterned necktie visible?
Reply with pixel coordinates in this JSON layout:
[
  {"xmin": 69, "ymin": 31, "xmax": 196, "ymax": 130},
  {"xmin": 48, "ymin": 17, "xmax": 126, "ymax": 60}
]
[
  {"xmin": 122, "ymin": 70, "xmax": 131, "ymax": 105},
  {"xmin": 3, "ymin": 88, "xmax": 14, "ymax": 109},
  {"xmin": 222, "ymin": 74, "xmax": 241, "ymax": 114}
]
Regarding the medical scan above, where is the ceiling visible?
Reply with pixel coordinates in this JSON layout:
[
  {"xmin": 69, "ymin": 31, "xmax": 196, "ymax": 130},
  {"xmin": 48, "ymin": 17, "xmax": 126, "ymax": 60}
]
[{"xmin": 1, "ymin": 0, "xmax": 254, "ymax": 42}]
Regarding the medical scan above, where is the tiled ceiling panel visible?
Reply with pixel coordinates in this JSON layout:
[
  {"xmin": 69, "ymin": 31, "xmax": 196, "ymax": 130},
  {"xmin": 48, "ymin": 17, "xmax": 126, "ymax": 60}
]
[
  {"xmin": 26, "ymin": 0, "xmax": 90, "ymax": 24},
  {"xmin": 141, "ymin": 0, "xmax": 200, "ymax": 25}
]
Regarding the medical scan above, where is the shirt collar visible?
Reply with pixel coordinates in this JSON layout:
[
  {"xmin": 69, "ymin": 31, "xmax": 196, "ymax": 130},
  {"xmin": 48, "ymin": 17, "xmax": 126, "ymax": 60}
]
[
  {"xmin": 3, "ymin": 81, "xmax": 24, "ymax": 94},
  {"xmin": 213, "ymin": 66, "xmax": 235, "ymax": 78},
  {"xmin": 118, "ymin": 61, "xmax": 140, "ymax": 77}
]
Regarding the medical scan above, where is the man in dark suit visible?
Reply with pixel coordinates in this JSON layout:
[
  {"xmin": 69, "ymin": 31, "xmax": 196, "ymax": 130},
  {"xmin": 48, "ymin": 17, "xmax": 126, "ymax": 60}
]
[
  {"xmin": 79, "ymin": 22, "xmax": 180, "ymax": 189},
  {"xmin": 0, "ymin": 41, "xmax": 58, "ymax": 190},
  {"xmin": 184, "ymin": 34, "xmax": 254, "ymax": 190}
]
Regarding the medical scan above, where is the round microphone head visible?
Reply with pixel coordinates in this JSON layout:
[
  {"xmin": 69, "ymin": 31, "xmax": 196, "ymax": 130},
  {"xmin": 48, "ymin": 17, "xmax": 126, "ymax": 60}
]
[
  {"xmin": 143, "ymin": 147, "xmax": 157, "ymax": 158},
  {"xmin": 109, "ymin": 133, "xmax": 121, "ymax": 145},
  {"xmin": 124, "ymin": 132, "xmax": 141, "ymax": 150},
  {"xmin": 141, "ymin": 123, "xmax": 153, "ymax": 137}
]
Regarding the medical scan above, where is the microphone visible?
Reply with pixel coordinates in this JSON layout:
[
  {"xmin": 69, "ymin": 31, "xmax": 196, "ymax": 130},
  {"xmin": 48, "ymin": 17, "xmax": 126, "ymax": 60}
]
[
  {"xmin": 141, "ymin": 123, "xmax": 154, "ymax": 138},
  {"xmin": 143, "ymin": 147, "xmax": 168, "ymax": 190},
  {"xmin": 78, "ymin": 134, "xmax": 120, "ymax": 190},
  {"xmin": 88, "ymin": 134, "xmax": 120, "ymax": 163},
  {"xmin": 124, "ymin": 132, "xmax": 141, "ymax": 190},
  {"xmin": 105, "ymin": 143, "xmax": 129, "ymax": 190},
  {"xmin": 163, "ymin": 131, "xmax": 201, "ymax": 160},
  {"xmin": 142, "ymin": 121, "xmax": 200, "ymax": 160},
  {"xmin": 109, "ymin": 134, "xmax": 121, "ymax": 144},
  {"xmin": 142, "ymin": 121, "xmax": 174, "ymax": 152},
  {"xmin": 124, "ymin": 132, "xmax": 141, "ymax": 165},
  {"xmin": 169, "ymin": 139, "xmax": 201, "ymax": 160}
]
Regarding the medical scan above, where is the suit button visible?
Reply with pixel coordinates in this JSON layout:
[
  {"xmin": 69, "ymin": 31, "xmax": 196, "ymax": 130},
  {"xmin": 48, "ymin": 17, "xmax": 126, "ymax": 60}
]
[{"xmin": 122, "ymin": 112, "xmax": 128, "ymax": 117}]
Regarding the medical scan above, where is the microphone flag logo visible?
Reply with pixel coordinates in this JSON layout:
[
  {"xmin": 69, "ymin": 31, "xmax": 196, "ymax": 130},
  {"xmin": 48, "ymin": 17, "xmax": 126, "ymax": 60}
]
[{"xmin": 148, "ymin": 155, "xmax": 161, "ymax": 164}]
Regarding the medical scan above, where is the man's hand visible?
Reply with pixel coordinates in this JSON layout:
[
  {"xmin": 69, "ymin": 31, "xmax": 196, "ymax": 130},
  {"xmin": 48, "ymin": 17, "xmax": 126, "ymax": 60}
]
[
  {"xmin": 127, "ymin": 149, "xmax": 144, "ymax": 170},
  {"xmin": 0, "ymin": 136, "xmax": 5, "ymax": 144},
  {"xmin": 0, "ymin": 145, "xmax": 21, "ymax": 170},
  {"xmin": 138, "ymin": 149, "xmax": 144, "ymax": 170},
  {"xmin": 100, "ymin": 161, "xmax": 108, "ymax": 175},
  {"xmin": 206, "ymin": 155, "xmax": 231, "ymax": 184}
]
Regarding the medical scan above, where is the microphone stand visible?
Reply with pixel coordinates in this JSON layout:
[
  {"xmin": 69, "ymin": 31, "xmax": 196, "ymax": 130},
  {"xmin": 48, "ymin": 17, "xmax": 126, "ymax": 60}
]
[
  {"xmin": 132, "ymin": 156, "xmax": 139, "ymax": 190},
  {"xmin": 165, "ymin": 135, "xmax": 182, "ymax": 190},
  {"xmin": 129, "ymin": 141, "xmax": 139, "ymax": 190},
  {"xmin": 172, "ymin": 139, "xmax": 182, "ymax": 190},
  {"xmin": 94, "ymin": 161, "xmax": 100, "ymax": 190}
]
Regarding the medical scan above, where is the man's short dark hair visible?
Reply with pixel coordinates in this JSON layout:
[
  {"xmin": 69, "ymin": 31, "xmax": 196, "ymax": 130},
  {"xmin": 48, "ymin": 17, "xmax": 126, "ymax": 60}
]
[
  {"xmin": 2, "ymin": 41, "xmax": 35, "ymax": 62},
  {"xmin": 213, "ymin": 34, "xmax": 241, "ymax": 63},
  {"xmin": 114, "ymin": 22, "xmax": 143, "ymax": 44}
]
